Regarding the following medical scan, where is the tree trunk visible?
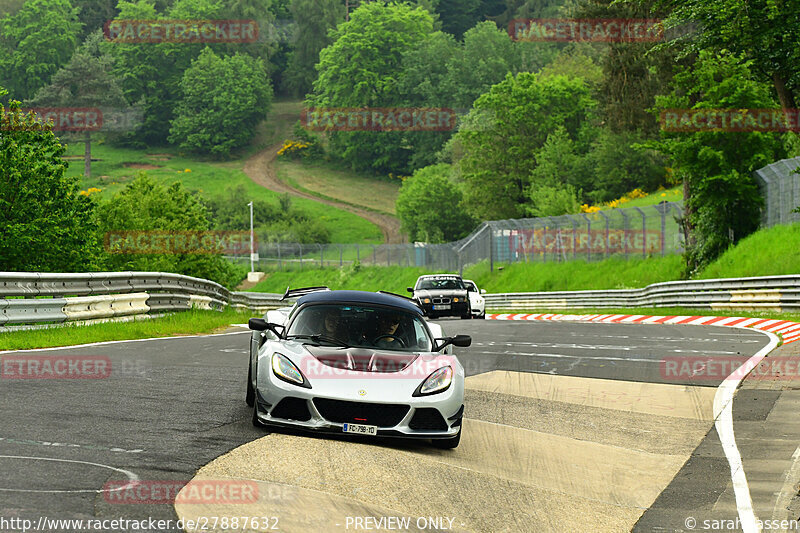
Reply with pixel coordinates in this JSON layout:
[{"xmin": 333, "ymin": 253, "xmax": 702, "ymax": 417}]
[
  {"xmin": 682, "ymin": 176, "xmax": 696, "ymax": 273},
  {"xmin": 772, "ymin": 72, "xmax": 797, "ymax": 111},
  {"xmin": 84, "ymin": 132, "xmax": 91, "ymax": 178}
]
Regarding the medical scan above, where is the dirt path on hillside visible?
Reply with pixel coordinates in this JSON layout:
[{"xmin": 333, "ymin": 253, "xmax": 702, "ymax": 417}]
[{"xmin": 243, "ymin": 143, "xmax": 404, "ymax": 244}]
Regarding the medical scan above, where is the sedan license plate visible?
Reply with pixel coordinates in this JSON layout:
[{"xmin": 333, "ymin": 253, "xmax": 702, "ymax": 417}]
[
  {"xmin": 433, "ymin": 304, "xmax": 451, "ymax": 310},
  {"xmin": 343, "ymin": 423, "xmax": 377, "ymax": 435}
]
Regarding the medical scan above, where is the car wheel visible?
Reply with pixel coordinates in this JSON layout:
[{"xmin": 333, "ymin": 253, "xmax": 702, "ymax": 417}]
[
  {"xmin": 431, "ymin": 427, "xmax": 461, "ymax": 449},
  {"xmin": 252, "ymin": 400, "xmax": 264, "ymax": 428},
  {"xmin": 478, "ymin": 311, "xmax": 486, "ymax": 319},
  {"xmin": 245, "ymin": 363, "xmax": 255, "ymax": 407}
]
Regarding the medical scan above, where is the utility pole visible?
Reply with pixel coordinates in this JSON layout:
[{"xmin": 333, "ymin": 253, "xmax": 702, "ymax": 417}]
[{"xmin": 248, "ymin": 201, "xmax": 255, "ymax": 273}]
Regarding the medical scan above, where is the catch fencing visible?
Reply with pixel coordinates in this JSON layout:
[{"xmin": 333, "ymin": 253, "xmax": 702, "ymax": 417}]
[
  {"xmin": 229, "ymin": 202, "xmax": 685, "ymax": 273},
  {"xmin": 754, "ymin": 156, "xmax": 800, "ymax": 227}
]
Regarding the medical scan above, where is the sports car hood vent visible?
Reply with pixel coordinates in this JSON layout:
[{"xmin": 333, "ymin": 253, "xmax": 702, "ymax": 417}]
[{"xmin": 305, "ymin": 346, "xmax": 418, "ymax": 373}]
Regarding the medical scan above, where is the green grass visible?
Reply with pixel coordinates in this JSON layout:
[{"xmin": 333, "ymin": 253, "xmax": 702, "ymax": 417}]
[
  {"xmin": 595, "ymin": 186, "xmax": 683, "ymax": 211},
  {"xmin": 0, "ymin": 308, "xmax": 253, "ymax": 350},
  {"xmin": 64, "ymin": 143, "xmax": 381, "ymax": 244},
  {"xmin": 249, "ymin": 265, "xmax": 453, "ymax": 295},
  {"xmin": 277, "ymin": 159, "xmax": 400, "ymax": 215},
  {"xmin": 697, "ymin": 223, "xmax": 800, "ymax": 279},
  {"xmin": 463, "ymin": 256, "xmax": 684, "ymax": 292}
]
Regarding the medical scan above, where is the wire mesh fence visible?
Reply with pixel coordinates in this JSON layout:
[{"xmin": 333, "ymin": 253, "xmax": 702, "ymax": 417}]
[
  {"xmin": 754, "ymin": 156, "xmax": 800, "ymax": 227},
  {"xmin": 227, "ymin": 202, "xmax": 685, "ymax": 273}
]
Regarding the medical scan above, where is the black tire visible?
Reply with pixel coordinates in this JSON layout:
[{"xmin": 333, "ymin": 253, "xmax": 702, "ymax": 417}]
[
  {"xmin": 245, "ymin": 363, "xmax": 255, "ymax": 407},
  {"xmin": 478, "ymin": 311, "xmax": 486, "ymax": 319},
  {"xmin": 431, "ymin": 427, "xmax": 461, "ymax": 449}
]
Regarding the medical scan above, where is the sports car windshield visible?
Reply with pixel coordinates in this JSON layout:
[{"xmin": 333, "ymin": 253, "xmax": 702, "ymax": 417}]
[
  {"xmin": 416, "ymin": 278, "xmax": 465, "ymax": 290},
  {"xmin": 285, "ymin": 304, "xmax": 434, "ymax": 352}
]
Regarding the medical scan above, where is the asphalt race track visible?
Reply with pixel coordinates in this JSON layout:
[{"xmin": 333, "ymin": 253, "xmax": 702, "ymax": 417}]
[{"xmin": 0, "ymin": 320, "xmax": 782, "ymax": 532}]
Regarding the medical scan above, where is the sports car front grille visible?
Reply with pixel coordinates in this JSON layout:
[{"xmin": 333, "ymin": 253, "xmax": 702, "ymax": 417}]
[
  {"xmin": 313, "ymin": 398, "xmax": 409, "ymax": 428},
  {"xmin": 409, "ymin": 408, "xmax": 448, "ymax": 431},
  {"xmin": 271, "ymin": 397, "xmax": 312, "ymax": 422}
]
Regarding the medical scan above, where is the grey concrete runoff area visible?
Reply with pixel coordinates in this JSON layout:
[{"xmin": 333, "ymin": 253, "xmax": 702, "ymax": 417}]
[{"xmin": 1, "ymin": 319, "xmax": 799, "ymax": 532}]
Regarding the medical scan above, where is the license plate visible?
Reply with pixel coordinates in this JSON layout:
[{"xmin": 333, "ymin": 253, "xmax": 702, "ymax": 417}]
[
  {"xmin": 343, "ymin": 423, "xmax": 377, "ymax": 435},
  {"xmin": 433, "ymin": 304, "xmax": 451, "ymax": 310}
]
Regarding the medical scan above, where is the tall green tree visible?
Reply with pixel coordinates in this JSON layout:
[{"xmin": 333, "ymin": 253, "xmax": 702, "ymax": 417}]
[
  {"xmin": 651, "ymin": 51, "xmax": 786, "ymax": 274},
  {"xmin": 169, "ymin": 47, "xmax": 272, "ymax": 157},
  {"xmin": 310, "ymin": 2, "xmax": 436, "ymax": 173},
  {"xmin": 0, "ymin": 0, "xmax": 82, "ymax": 101},
  {"xmin": 29, "ymin": 31, "xmax": 129, "ymax": 178},
  {"xmin": 284, "ymin": 0, "xmax": 344, "ymax": 96},
  {"xmin": 455, "ymin": 72, "xmax": 597, "ymax": 220},
  {"xmin": 650, "ymin": 0, "xmax": 800, "ymax": 113},
  {"xmin": 0, "ymin": 88, "xmax": 103, "ymax": 271}
]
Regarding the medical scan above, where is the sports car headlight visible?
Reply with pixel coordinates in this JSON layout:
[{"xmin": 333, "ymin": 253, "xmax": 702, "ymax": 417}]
[
  {"xmin": 272, "ymin": 353, "xmax": 311, "ymax": 388},
  {"xmin": 413, "ymin": 366, "xmax": 453, "ymax": 396}
]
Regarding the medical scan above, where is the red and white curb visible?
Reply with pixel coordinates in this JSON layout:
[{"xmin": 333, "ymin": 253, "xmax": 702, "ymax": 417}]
[{"xmin": 487, "ymin": 313, "xmax": 800, "ymax": 344}]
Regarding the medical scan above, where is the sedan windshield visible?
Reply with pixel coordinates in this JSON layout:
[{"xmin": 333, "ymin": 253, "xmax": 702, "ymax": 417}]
[
  {"xmin": 286, "ymin": 304, "xmax": 434, "ymax": 352},
  {"xmin": 416, "ymin": 278, "xmax": 465, "ymax": 290}
]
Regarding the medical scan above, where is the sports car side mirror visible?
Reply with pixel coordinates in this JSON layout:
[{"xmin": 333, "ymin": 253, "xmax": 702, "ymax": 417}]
[
  {"xmin": 435, "ymin": 335, "xmax": 472, "ymax": 351},
  {"xmin": 248, "ymin": 318, "xmax": 284, "ymax": 337},
  {"xmin": 406, "ymin": 287, "xmax": 414, "ymax": 293}
]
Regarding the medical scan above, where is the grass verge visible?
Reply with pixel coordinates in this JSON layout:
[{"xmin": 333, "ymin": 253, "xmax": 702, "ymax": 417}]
[
  {"xmin": 249, "ymin": 265, "xmax": 450, "ymax": 295},
  {"xmin": 0, "ymin": 308, "xmax": 254, "ymax": 351}
]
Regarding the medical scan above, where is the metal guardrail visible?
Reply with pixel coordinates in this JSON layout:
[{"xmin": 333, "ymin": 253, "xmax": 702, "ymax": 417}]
[
  {"xmin": 0, "ymin": 271, "xmax": 287, "ymax": 328},
  {"xmin": 484, "ymin": 275, "xmax": 800, "ymax": 312},
  {"xmin": 2, "ymin": 272, "xmax": 798, "ymax": 329}
]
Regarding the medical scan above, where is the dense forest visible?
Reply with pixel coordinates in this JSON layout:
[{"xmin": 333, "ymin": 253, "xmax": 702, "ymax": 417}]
[{"xmin": 2, "ymin": 0, "xmax": 800, "ymax": 281}]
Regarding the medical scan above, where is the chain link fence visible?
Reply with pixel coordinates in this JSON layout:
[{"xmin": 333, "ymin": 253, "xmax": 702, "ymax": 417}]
[
  {"xmin": 754, "ymin": 156, "xmax": 800, "ymax": 227},
  {"xmin": 228, "ymin": 202, "xmax": 685, "ymax": 273}
]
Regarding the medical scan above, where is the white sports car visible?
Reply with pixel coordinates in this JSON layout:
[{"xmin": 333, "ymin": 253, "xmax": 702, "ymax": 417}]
[
  {"xmin": 463, "ymin": 279, "xmax": 487, "ymax": 319},
  {"xmin": 246, "ymin": 288, "xmax": 471, "ymax": 448}
]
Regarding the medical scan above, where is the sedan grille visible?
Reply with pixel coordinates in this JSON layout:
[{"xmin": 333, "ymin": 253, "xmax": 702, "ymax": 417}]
[
  {"xmin": 432, "ymin": 297, "xmax": 451, "ymax": 304},
  {"xmin": 313, "ymin": 398, "xmax": 409, "ymax": 427}
]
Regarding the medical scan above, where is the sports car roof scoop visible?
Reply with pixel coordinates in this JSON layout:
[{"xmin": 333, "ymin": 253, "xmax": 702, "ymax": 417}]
[{"xmin": 305, "ymin": 346, "xmax": 418, "ymax": 373}]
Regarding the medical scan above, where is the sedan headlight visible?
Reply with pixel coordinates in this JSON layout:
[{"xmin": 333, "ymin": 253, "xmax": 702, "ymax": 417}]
[
  {"xmin": 413, "ymin": 366, "xmax": 453, "ymax": 396},
  {"xmin": 272, "ymin": 353, "xmax": 311, "ymax": 388},
  {"xmin": 453, "ymin": 297, "xmax": 460, "ymax": 303},
  {"xmin": 422, "ymin": 298, "xmax": 431, "ymax": 304}
]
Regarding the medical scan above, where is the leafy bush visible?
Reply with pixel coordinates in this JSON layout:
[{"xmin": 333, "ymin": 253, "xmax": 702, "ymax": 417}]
[
  {"xmin": 396, "ymin": 164, "xmax": 476, "ymax": 243},
  {"xmin": 169, "ymin": 48, "xmax": 272, "ymax": 158}
]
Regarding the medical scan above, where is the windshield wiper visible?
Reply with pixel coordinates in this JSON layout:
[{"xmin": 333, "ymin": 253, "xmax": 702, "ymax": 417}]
[{"xmin": 285, "ymin": 334, "xmax": 350, "ymax": 347}]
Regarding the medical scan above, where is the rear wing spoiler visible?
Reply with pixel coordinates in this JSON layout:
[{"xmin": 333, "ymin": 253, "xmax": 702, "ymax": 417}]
[{"xmin": 281, "ymin": 286, "xmax": 330, "ymax": 301}]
